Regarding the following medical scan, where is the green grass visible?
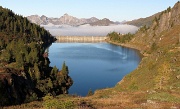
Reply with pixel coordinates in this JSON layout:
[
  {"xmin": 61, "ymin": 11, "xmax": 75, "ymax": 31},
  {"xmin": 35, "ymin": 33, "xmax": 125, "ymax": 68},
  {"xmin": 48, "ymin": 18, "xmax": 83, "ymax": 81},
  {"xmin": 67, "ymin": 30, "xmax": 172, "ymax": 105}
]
[
  {"xmin": 43, "ymin": 95, "xmax": 75, "ymax": 109},
  {"xmin": 148, "ymin": 92, "xmax": 180, "ymax": 103}
]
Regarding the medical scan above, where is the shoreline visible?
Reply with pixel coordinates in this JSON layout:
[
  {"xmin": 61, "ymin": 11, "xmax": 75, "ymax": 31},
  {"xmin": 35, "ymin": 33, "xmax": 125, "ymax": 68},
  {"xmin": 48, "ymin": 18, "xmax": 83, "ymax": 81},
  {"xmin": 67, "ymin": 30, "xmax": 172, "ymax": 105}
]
[
  {"xmin": 105, "ymin": 39, "xmax": 146, "ymax": 86},
  {"xmin": 106, "ymin": 39, "xmax": 146, "ymax": 57}
]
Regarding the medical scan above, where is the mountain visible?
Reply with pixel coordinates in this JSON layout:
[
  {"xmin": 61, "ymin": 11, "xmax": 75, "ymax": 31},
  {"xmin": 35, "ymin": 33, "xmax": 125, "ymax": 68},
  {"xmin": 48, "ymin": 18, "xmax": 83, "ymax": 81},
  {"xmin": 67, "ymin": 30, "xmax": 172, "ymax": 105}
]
[
  {"xmin": 125, "ymin": 12, "xmax": 161, "ymax": 27},
  {"xmin": 105, "ymin": 2, "xmax": 180, "ymax": 108},
  {"xmin": 89, "ymin": 18, "xmax": 114, "ymax": 26},
  {"xmin": 115, "ymin": 1, "xmax": 180, "ymax": 105},
  {"xmin": 2, "ymin": 2, "xmax": 180, "ymax": 109},
  {"xmin": 27, "ymin": 14, "xmax": 114, "ymax": 26},
  {"xmin": 108, "ymin": 2, "xmax": 180, "ymax": 91}
]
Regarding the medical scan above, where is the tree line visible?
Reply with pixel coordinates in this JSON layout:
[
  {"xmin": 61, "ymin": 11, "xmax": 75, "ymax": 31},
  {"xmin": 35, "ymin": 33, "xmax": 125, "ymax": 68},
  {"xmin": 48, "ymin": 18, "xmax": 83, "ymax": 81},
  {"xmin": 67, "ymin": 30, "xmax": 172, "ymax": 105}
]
[{"xmin": 107, "ymin": 31, "xmax": 134, "ymax": 43}]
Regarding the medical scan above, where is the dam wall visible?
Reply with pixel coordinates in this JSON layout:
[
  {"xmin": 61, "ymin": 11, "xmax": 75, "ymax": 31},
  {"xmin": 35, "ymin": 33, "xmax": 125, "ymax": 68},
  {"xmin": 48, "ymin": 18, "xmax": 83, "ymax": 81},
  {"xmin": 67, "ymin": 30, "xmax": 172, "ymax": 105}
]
[{"xmin": 56, "ymin": 36, "xmax": 107, "ymax": 42}]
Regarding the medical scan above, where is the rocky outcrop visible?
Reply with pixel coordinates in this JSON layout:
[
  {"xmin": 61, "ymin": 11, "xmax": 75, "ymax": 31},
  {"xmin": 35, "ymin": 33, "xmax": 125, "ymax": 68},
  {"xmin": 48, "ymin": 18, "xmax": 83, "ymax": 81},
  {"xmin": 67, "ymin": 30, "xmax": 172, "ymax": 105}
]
[
  {"xmin": 126, "ymin": 2, "xmax": 180, "ymax": 28},
  {"xmin": 128, "ymin": 2, "xmax": 180, "ymax": 51},
  {"xmin": 151, "ymin": 2, "xmax": 180, "ymax": 36},
  {"xmin": 27, "ymin": 15, "xmax": 43, "ymax": 24}
]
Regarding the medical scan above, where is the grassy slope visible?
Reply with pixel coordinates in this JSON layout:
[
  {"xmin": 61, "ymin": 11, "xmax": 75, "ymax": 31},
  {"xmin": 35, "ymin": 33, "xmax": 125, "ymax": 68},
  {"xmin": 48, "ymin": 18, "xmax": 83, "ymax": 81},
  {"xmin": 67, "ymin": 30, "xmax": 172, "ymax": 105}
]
[
  {"xmin": 3, "ymin": 3, "xmax": 180, "ymax": 109},
  {"xmin": 120, "ymin": 25, "xmax": 180, "ymax": 90}
]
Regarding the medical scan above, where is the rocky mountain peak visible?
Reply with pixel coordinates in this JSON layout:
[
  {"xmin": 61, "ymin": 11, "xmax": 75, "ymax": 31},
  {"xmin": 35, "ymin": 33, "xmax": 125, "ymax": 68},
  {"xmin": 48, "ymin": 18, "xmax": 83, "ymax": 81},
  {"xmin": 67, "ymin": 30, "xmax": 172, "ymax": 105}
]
[
  {"xmin": 27, "ymin": 14, "xmax": 114, "ymax": 26},
  {"xmin": 63, "ymin": 13, "xmax": 69, "ymax": 16},
  {"xmin": 89, "ymin": 18, "xmax": 114, "ymax": 26},
  {"xmin": 102, "ymin": 18, "xmax": 109, "ymax": 21}
]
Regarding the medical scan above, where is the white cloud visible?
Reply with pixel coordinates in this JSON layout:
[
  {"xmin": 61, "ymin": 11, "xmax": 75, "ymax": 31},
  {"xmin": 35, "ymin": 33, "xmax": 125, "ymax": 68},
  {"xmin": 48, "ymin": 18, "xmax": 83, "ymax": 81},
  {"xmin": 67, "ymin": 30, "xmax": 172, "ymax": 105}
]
[{"xmin": 42, "ymin": 24, "xmax": 139, "ymax": 36}]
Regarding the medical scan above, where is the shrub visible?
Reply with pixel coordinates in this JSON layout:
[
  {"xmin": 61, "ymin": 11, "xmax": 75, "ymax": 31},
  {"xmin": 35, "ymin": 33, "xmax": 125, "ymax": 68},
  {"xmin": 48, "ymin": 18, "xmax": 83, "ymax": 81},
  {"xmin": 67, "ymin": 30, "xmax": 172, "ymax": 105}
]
[{"xmin": 43, "ymin": 95, "xmax": 74, "ymax": 109}]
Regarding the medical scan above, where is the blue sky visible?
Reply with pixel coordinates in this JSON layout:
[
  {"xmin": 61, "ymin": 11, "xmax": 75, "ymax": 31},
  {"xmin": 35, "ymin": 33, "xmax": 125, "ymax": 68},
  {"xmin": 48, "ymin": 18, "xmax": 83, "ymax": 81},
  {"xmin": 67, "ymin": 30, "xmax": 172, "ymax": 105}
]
[{"xmin": 1, "ymin": 0, "xmax": 179, "ymax": 21}]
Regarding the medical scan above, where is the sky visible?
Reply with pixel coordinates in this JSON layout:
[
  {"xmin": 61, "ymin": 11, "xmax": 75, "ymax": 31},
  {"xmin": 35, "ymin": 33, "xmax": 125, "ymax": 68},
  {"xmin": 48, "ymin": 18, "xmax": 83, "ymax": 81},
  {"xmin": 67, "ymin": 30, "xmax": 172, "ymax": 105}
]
[{"xmin": 0, "ymin": 0, "xmax": 179, "ymax": 22}]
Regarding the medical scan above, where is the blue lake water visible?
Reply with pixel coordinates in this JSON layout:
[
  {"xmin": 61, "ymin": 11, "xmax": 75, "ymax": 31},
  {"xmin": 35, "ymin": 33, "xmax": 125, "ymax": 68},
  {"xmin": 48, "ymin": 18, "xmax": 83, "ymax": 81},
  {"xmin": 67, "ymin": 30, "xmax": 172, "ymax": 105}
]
[{"xmin": 48, "ymin": 42, "xmax": 141, "ymax": 96}]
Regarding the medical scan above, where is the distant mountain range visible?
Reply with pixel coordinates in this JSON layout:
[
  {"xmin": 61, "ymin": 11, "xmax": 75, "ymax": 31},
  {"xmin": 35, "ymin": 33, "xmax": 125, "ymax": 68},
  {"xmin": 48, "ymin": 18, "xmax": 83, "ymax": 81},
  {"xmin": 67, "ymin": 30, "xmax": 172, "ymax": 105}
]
[
  {"xmin": 89, "ymin": 18, "xmax": 115, "ymax": 26},
  {"xmin": 27, "ymin": 13, "xmax": 161, "ymax": 27},
  {"xmin": 27, "ymin": 13, "xmax": 115, "ymax": 26}
]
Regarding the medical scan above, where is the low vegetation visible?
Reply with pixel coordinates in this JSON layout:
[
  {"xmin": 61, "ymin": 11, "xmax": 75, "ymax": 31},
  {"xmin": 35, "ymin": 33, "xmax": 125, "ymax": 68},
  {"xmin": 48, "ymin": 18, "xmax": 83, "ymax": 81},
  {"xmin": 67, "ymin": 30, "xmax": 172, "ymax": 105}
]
[{"xmin": 1, "ymin": 1, "xmax": 180, "ymax": 109}]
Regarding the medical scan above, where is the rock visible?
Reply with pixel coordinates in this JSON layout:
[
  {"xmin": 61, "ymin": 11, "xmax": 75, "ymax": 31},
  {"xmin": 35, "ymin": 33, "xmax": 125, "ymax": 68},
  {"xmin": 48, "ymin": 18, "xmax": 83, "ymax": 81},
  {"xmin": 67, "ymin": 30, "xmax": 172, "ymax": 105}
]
[
  {"xmin": 147, "ymin": 100, "xmax": 156, "ymax": 104},
  {"xmin": 176, "ymin": 75, "xmax": 180, "ymax": 79}
]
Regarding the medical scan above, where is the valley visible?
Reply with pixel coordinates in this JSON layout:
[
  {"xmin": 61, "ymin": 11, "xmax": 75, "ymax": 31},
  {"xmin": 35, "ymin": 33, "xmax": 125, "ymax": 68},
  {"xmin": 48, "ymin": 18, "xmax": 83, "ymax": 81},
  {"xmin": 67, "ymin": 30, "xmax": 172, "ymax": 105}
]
[{"xmin": 1, "ymin": 1, "xmax": 180, "ymax": 109}]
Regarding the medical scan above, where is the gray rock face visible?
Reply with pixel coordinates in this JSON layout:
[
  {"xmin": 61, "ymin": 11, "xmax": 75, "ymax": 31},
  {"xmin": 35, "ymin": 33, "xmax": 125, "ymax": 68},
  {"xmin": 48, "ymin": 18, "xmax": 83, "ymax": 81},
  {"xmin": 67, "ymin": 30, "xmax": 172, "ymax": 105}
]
[
  {"xmin": 27, "ymin": 15, "xmax": 42, "ymax": 24},
  {"xmin": 126, "ymin": 1, "xmax": 180, "ymax": 50},
  {"xmin": 27, "ymin": 14, "xmax": 114, "ymax": 26},
  {"xmin": 153, "ymin": 2, "xmax": 180, "ymax": 35}
]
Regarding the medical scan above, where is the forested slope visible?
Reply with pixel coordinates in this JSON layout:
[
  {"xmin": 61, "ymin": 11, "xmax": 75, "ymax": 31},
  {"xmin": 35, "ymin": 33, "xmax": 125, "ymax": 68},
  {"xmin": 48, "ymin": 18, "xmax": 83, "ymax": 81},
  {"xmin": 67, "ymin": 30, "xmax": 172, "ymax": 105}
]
[{"xmin": 0, "ymin": 6, "xmax": 73, "ymax": 106}]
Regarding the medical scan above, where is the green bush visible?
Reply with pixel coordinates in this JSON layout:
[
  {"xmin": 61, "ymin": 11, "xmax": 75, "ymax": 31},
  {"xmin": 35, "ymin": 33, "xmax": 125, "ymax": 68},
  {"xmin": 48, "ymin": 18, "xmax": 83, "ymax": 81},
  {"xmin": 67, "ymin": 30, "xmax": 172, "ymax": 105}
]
[
  {"xmin": 151, "ymin": 42, "xmax": 158, "ymax": 51},
  {"xmin": 43, "ymin": 95, "xmax": 74, "ymax": 109}
]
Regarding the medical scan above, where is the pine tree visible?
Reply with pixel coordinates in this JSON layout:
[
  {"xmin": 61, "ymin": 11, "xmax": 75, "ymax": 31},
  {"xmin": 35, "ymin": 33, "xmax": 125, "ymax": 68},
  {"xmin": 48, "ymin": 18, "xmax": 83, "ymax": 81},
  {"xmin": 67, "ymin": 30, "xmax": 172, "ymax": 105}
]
[
  {"xmin": 47, "ymin": 78, "xmax": 53, "ymax": 89},
  {"xmin": 50, "ymin": 66, "xmax": 58, "ymax": 79},
  {"xmin": 87, "ymin": 88, "xmax": 93, "ymax": 96},
  {"xmin": 61, "ymin": 61, "xmax": 68, "ymax": 75},
  {"xmin": 16, "ymin": 52, "xmax": 24, "ymax": 67},
  {"xmin": 13, "ymin": 21, "xmax": 16, "ymax": 35},
  {"xmin": 34, "ymin": 63, "xmax": 40, "ymax": 80}
]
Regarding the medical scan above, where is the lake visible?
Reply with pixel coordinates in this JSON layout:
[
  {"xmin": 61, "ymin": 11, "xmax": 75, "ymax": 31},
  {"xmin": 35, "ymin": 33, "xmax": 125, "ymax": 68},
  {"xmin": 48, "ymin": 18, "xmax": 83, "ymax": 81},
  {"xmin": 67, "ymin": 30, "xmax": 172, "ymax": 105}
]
[{"xmin": 48, "ymin": 42, "xmax": 141, "ymax": 96}]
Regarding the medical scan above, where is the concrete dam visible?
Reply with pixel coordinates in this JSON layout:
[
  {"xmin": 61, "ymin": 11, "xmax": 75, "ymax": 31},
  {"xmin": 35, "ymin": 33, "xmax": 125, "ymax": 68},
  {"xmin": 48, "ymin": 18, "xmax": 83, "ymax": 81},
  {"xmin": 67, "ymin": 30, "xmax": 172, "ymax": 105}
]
[{"xmin": 56, "ymin": 36, "xmax": 107, "ymax": 42}]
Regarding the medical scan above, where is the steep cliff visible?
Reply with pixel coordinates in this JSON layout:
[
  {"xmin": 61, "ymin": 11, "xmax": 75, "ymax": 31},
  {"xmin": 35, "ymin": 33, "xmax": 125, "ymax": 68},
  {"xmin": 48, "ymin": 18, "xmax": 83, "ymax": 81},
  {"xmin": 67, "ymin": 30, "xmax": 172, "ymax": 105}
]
[{"xmin": 125, "ymin": 3, "xmax": 178, "ymax": 51}]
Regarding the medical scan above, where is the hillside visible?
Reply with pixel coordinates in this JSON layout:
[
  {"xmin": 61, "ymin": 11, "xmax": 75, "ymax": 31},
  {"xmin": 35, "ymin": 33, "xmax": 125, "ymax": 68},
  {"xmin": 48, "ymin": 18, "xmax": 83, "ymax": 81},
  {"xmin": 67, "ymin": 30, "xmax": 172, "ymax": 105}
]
[
  {"xmin": 118, "ymin": 2, "xmax": 180, "ymax": 90},
  {"xmin": 2, "ymin": 2, "xmax": 180, "ymax": 109},
  {"xmin": 0, "ymin": 6, "xmax": 73, "ymax": 106},
  {"xmin": 125, "ymin": 12, "xmax": 161, "ymax": 27},
  {"xmin": 105, "ymin": 2, "xmax": 180, "ymax": 108}
]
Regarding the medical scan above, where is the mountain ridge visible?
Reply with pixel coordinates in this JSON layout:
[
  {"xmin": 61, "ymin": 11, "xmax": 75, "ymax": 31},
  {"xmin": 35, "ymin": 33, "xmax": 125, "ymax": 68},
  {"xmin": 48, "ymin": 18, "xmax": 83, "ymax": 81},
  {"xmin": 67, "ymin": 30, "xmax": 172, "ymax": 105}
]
[
  {"xmin": 27, "ymin": 14, "xmax": 115, "ymax": 26},
  {"xmin": 125, "ymin": 12, "xmax": 161, "ymax": 27}
]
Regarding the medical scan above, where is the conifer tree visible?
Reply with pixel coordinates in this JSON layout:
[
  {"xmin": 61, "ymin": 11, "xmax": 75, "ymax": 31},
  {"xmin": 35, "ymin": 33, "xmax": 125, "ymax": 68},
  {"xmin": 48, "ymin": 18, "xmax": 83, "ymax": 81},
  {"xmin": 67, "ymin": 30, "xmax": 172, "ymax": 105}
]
[
  {"xmin": 61, "ymin": 61, "xmax": 67, "ymax": 75},
  {"xmin": 34, "ymin": 63, "xmax": 40, "ymax": 80},
  {"xmin": 87, "ymin": 88, "xmax": 93, "ymax": 96}
]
